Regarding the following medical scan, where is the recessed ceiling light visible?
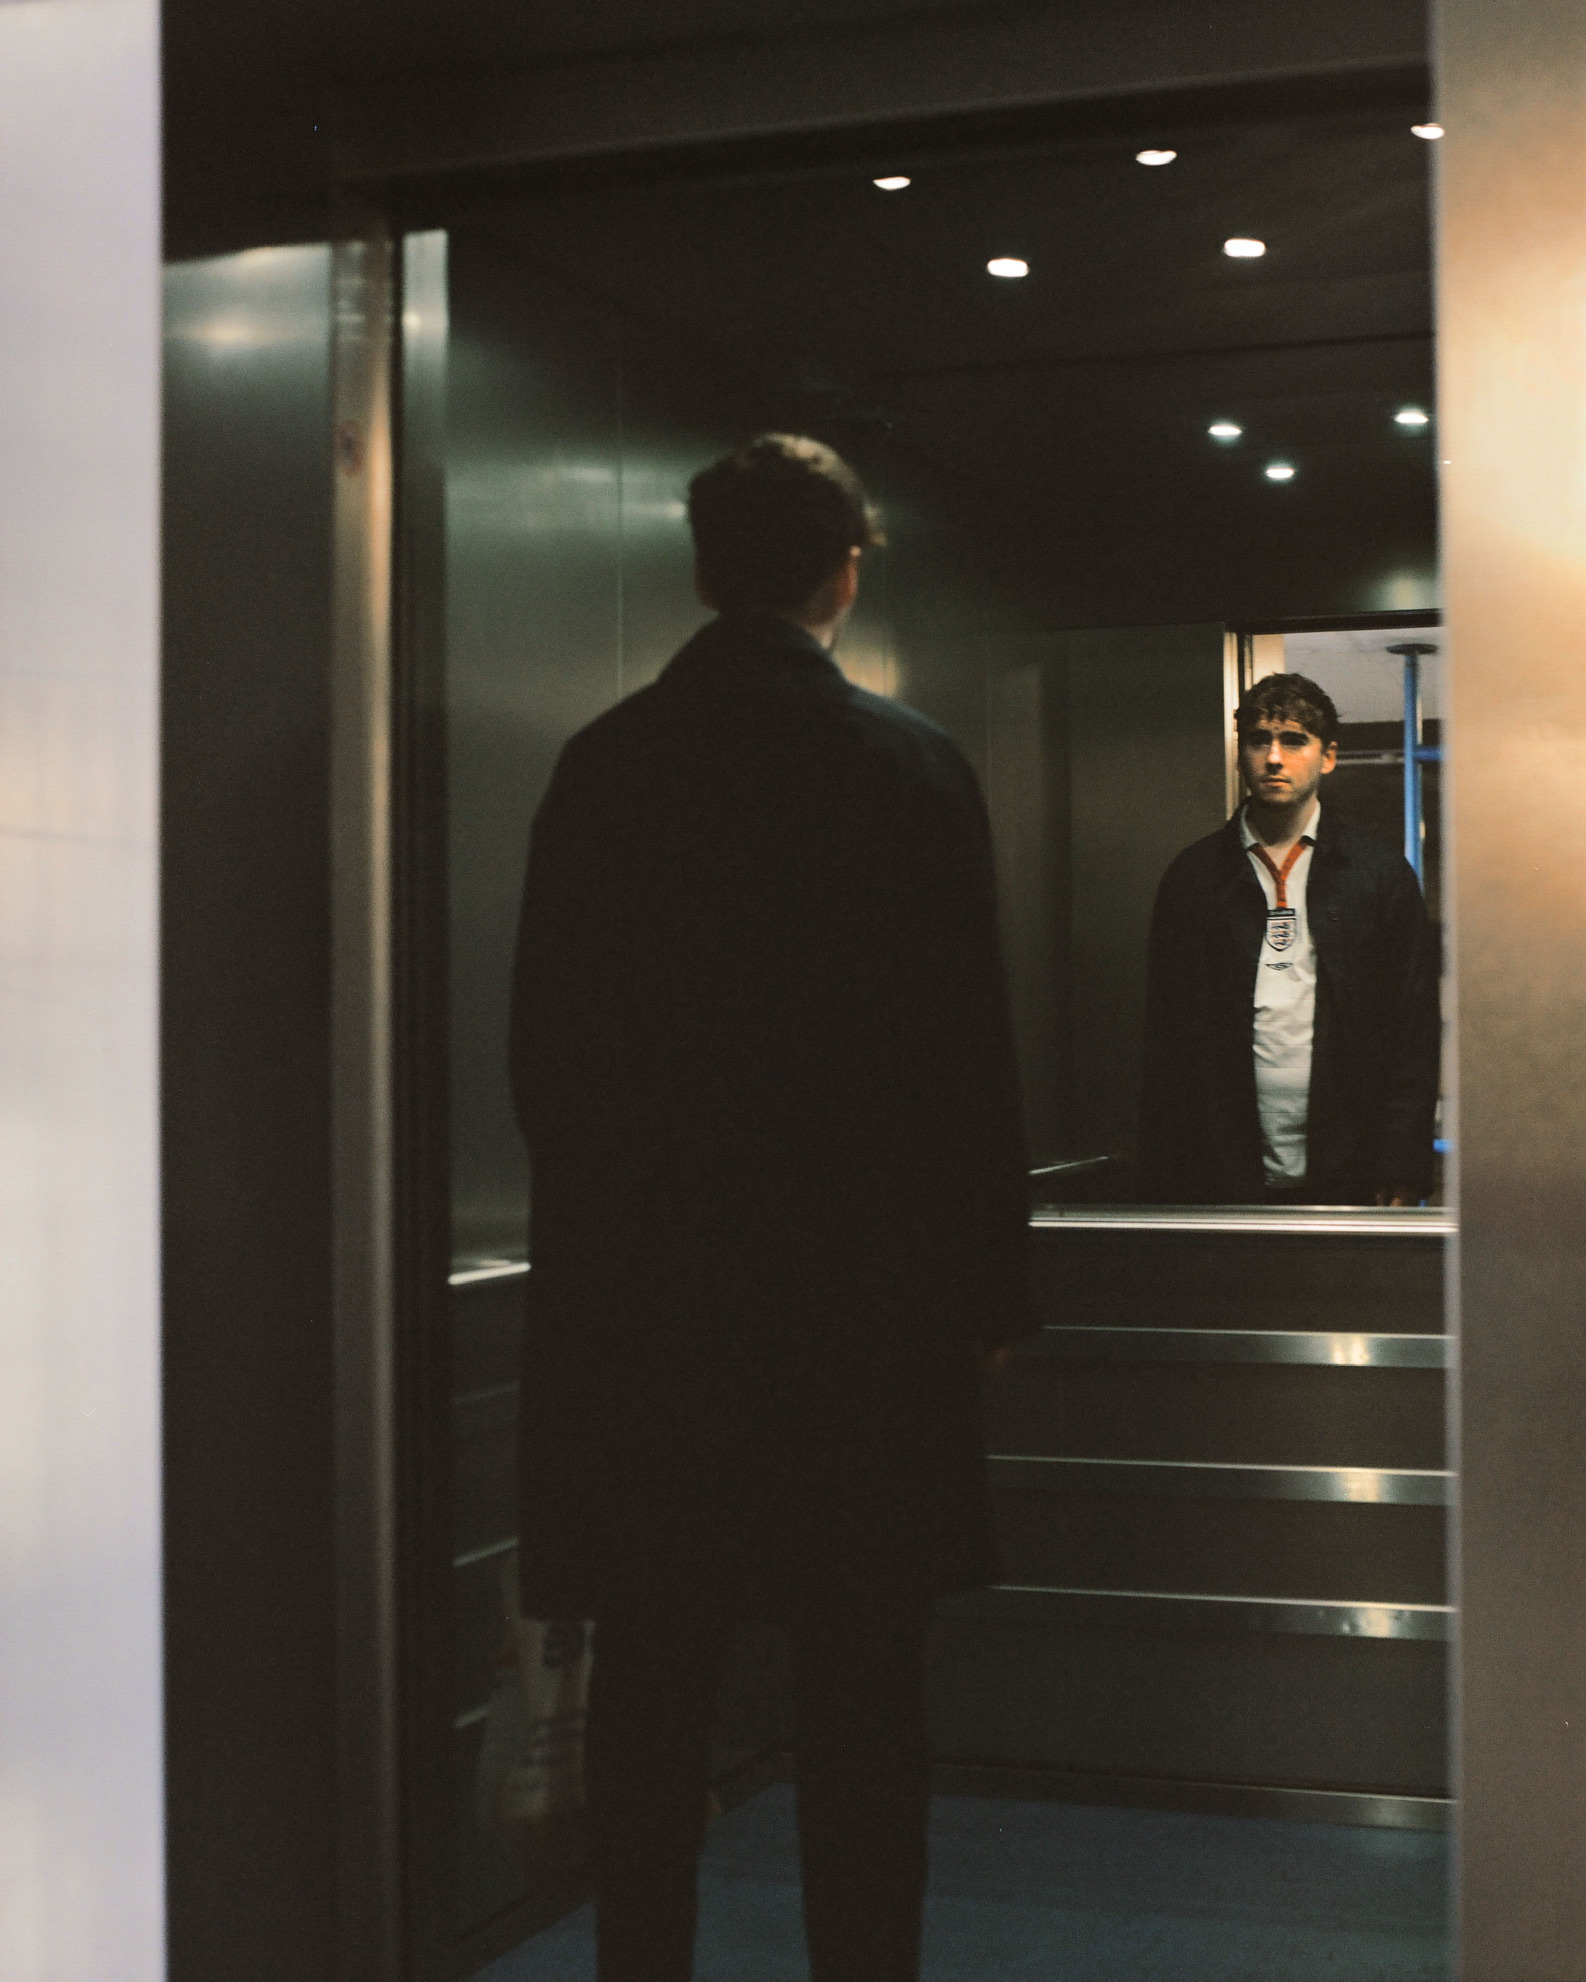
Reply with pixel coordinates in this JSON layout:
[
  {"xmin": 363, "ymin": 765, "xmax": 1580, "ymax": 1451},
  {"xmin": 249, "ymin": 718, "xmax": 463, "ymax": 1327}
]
[
  {"xmin": 1208, "ymin": 421, "xmax": 1242, "ymax": 441},
  {"xmin": 1136, "ymin": 149, "xmax": 1177, "ymax": 166},
  {"xmin": 873, "ymin": 175, "xmax": 911, "ymax": 190},
  {"xmin": 1265, "ymin": 462, "xmax": 1296, "ymax": 481},
  {"xmin": 1224, "ymin": 238, "xmax": 1266, "ymax": 259},
  {"xmin": 987, "ymin": 257, "xmax": 1029, "ymax": 279},
  {"xmin": 1395, "ymin": 407, "xmax": 1431, "ymax": 426},
  {"xmin": 1411, "ymin": 123, "xmax": 1444, "ymax": 140}
]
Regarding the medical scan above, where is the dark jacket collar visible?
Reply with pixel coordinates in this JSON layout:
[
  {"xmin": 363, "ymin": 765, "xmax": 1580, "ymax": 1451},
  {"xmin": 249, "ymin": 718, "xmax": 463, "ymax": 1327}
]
[{"xmin": 660, "ymin": 611, "xmax": 843, "ymax": 689}]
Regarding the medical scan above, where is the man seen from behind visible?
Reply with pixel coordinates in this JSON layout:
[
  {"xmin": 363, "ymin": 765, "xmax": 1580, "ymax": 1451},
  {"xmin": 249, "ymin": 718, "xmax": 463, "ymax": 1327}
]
[{"xmin": 509, "ymin": 434, "xmax": 1034, "ymax": 1982}]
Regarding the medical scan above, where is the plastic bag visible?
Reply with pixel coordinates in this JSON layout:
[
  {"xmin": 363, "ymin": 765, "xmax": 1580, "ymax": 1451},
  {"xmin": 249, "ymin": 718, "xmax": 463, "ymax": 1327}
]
[{"xmin": 475, "ymin": 1556, "xmax": 593, "ymax": 1881}]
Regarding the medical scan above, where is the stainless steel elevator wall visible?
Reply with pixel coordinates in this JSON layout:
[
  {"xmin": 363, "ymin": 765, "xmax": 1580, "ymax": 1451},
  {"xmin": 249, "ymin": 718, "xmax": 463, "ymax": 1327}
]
[
  {"xmin": 930, "ymin": 1210, "xmax": 1452, "ymax": 1819},
  {"xmin": 987, "ymin": 626, "xmax": 1230, "ymax": 1170},
  {"xmin": 443, "ymin": 229, "xmax": 1056, "ymax": 1260},
  {"xmin": 163, "ymin": 245, "xmax": 345, "ymax": 1974}
]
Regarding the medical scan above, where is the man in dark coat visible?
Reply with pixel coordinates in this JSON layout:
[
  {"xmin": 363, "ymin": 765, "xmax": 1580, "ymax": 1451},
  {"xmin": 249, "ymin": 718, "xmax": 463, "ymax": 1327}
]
[
  {"xmin": 509, "ymin": 434, "xmax": 1033, "ymax": 1981},
  {"xmin": 1138, "ymin": 671, "xmax": 1440, "ymax": 1206}
]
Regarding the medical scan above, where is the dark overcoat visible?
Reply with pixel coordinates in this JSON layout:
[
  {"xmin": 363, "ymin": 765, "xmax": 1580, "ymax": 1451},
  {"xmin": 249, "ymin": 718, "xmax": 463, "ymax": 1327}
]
[
  {"xmin": 1136, "ymin": 808, "xmax": 1441, "ymax": 1204},
  {"xmin": 509, "ymin": 613, "xmax": 1034, "ymax": 1619}
]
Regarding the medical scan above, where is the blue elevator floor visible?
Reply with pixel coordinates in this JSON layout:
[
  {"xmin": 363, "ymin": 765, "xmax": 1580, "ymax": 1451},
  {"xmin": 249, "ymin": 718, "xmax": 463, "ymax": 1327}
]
[{"xmin": 475, "ymin": 1786, "xmax": 1450, "ymax": 1982}]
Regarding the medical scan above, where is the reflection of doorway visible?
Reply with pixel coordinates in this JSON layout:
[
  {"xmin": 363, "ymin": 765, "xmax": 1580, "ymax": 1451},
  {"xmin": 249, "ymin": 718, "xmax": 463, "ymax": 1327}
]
[{"xmin": 1234, "ymin": 612, "xmax": 1448, "ymax": 1198}]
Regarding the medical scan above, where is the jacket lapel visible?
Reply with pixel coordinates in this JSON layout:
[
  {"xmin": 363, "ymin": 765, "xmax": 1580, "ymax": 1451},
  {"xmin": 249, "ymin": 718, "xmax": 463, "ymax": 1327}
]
[
  {"xmin": 1217, "ymin": 814, "xmax": 1269, "ymax": 978},
  {"xmin": 1306, "ymin": 808, "xmax": 1351, "ymax": 968}
]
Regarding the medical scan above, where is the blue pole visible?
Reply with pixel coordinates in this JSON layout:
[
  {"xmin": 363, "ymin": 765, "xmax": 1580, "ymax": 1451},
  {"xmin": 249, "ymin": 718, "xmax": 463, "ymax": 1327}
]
[
  {"xmin": 1403, "ymin": 649, "xmax": 1422, "ymax": 881},
  {"xmin": 1388, "ymin": 640, "xmax": 1437, "ymax": 883}
]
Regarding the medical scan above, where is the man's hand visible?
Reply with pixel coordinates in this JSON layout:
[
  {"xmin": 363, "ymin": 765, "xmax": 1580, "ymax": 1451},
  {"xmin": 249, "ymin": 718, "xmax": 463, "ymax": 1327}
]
[{"xmin": 1375, "ymin": 1187, "xmax": 1416, "ymax": 1207}]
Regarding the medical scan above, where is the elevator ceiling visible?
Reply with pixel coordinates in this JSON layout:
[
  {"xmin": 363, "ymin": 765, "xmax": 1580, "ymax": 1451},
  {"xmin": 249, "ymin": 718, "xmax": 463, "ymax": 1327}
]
[{"xmin": 461, "ymin": 101, "xmax": 1434, "ymax": 604}]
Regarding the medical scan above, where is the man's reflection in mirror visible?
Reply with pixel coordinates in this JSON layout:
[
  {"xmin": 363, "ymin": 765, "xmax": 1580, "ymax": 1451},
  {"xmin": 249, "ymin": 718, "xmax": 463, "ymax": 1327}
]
[{"xmin": 1137, "ymin": 674, "xmax": 1440, "ymax": 1206}]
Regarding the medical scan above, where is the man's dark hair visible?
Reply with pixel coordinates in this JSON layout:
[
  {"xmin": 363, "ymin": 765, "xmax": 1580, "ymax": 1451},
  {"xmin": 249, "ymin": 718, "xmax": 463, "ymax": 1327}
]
[
  {"xmin": 1235, "ymin": 671, "xmax": 1341, "ymax": 749},
  {"xmin": 687, "ymin": 434, "xmax": 885, "ymax": 615}
]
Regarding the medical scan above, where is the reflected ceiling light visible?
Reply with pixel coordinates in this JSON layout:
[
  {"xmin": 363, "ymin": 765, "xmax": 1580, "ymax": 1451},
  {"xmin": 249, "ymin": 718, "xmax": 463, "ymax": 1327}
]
[
  {"xmin": 1208, "ymin": 420, "xmax": 1243, "ymax": 441},
  {"xmin": 1223, "ymin": 237, "xmax": 1266, "ymax": 258},
  {"xmin": 1265, "ymin": 462, "xmax": 1296, "ymax": 481},
  {"xmin": 1136, "ymin": 148, "xmax": 1177, "ymax": 166},
  {"xmin": 873, "ymin": 175, "xmax": 911, "ymax": 190},
  {"xmin": 987, "ymin": 257, "xmax": 1029, "ymax": 278},
  {"xmin": 1395, "ymin": 407, "xmax": 1431, "ymax": 426},
  {"xmin": 1411, "ymin": 123, "xmax": 1444, "ymax": 140}
]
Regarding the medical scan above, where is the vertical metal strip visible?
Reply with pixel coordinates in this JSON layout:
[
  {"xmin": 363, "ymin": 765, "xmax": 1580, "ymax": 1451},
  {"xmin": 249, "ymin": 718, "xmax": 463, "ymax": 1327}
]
[
  {"xmin": 393, "ymin": 227, "xmax": 456, "ymax": 1982},
  {"xmin": 330, "ymin": 228, "xmax": 401, "ymax": 1982},
  {"xmin": 1440, "ymin": 0, "xmax": 1586, "ymax": 1970}
]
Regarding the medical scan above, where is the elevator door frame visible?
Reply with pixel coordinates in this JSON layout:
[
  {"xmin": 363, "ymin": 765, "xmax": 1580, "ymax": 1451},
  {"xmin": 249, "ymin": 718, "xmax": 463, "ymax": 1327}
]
[{"xmin": 331, "ymin": 61, "xmax": 1586, "ymax": 1982}]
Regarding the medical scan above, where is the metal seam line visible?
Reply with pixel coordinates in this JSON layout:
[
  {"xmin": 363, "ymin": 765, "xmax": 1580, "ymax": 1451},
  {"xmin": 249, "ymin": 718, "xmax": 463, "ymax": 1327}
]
[
  {"xmin": 989, "ymin": 1454, "xmax": 1454, "ymax": 1503},
  {"xmin": 1029, "ymin": 1210, "xmax": 1456, "ymax": 1237},
  {"xmin": 1030, "ymin": 1327, "xmax": 1448, "ymax": 1367},
  {"xmin": 967, "ymin": 1585, "xmax": 1454, "ymax": 1639},
  {"xmin": 449, "ymin": 1259, "xmax": 529, "ymax": 1286},
  {"xmin": 453, "ymin": 1536, "xmax": 517, "ymax": 1571}
]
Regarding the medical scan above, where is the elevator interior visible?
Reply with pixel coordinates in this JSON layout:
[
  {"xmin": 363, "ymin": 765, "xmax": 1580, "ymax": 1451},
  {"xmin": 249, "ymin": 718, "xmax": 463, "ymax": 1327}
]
[{"xmin": 388, "ymin": 84, "xmax": 1452, "ymax": 1966}]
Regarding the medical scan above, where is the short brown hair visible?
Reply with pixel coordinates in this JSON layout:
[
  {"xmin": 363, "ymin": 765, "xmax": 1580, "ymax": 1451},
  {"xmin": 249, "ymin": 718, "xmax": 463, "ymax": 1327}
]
[
  {"xmin": 688, "ymin": 434, "xmax": 884, "ymax": 615},
  {"xmin": 1235, "ymin": 671, "xmax": 1340, "ymax": 748}
]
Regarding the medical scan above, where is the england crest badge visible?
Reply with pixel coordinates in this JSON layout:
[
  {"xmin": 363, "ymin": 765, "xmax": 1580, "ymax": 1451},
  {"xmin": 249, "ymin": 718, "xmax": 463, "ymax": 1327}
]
[{"xmin": 1266, "ymin": 905, "xmax": 1298, "ymax": 953}]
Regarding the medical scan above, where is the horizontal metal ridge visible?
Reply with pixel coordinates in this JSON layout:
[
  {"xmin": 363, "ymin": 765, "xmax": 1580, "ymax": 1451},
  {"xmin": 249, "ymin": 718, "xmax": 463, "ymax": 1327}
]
[
  {"xmin": 1027, "ymin": 1326, "xmax": 1448, "ymax": 1368},
  {"xmin": 942, "ymin": 1584, "xmax": 1454, "ymax": 1640},
  {"xmin": 449, "ymin": 1258, "xmax": 529, "ymax": 1286},
  {"xmin": 927, "ymin": 1763, "xmax": 1450, "ymax": 1830},
  {"xmin": 453, "ymin": 1536, "xmax": 516, "ymax": 1571},
  {"xmin": 989, "ymin": 1454, "xmax": 1453, "ymax": 1503},
  {"xmin": 1030, "ymin": 1206, "xmax": 1455, "ymax": 1237}
]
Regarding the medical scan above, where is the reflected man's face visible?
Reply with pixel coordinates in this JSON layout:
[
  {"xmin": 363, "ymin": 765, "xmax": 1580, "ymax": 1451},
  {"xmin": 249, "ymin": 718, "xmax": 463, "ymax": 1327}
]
[{"xmin": 1238, "ymin": 715, "xmax": 1337, "ymax": 815}]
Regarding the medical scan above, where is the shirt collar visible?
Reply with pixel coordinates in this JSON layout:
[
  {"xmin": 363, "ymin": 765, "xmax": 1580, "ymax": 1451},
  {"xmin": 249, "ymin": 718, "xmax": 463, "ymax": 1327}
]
[{"xmin": 1239, "ymin": 797, "xmax": 1321, "ymax": 852}]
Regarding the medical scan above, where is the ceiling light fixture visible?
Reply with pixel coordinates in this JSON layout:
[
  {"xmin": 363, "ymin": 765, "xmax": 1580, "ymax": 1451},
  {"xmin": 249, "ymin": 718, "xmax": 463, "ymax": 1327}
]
[
  {"xmin": 1395, "ymin": 407, "xmax": 1431, "ymax": 426},
  {"xmin": 1224, "ymin": 238, "xmax": 1266, "ymax": 259},
  {"xmin": 1411, "ymin": 124, "xmax": 1444, "ymax": 140},
  {"xmin": 873, "ymin": 175, "xmax": 911, "ymax": 190},
  {"xmin": 1265, "ymin": 462, "xmax": 1296, "ymax": 481},
  {"xmin": 1208, "ymin": 421, "xmax": 1242, "ymax": 441},
  {"xmin": 1136, "ymin": 149, "xmax": 1177, "ymax": 166},
  {"xmin": 986, "ymin": 257, "xmax": 1029, "ymax": 279}
]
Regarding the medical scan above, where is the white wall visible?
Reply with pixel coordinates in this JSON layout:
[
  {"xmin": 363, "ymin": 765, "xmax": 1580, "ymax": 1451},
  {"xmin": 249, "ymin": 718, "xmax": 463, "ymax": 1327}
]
[{"xmin": 0, "ymin": 3, "xmax": 163, "ymax": 1978}]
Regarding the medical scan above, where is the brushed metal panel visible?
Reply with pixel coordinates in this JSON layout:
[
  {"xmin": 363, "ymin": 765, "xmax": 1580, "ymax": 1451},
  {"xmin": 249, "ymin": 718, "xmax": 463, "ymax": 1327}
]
[
  {"xmin": 1031, "ymin": 1221, "xmax": 1448, "ymax": 1333},
  {"xmin": 164, "ymin": 241, "xmax": 341, "ymax": 1982},
  {"xmin": 446, "ymin": 237, "xmax": 625, "ymax": 1260},
  {"xmin": 988, "ymin": 1357, "xmax": 1446, "ymax": 1467},
  {"xmin": 1440, "ymin": 1, "xmax": 1586, "ymax": 1971},
  {"xmin": 992, "ymin": 1487, "xmax": 1447, "ymax": 1603},
  {"xmin": 451, "ymin": 1274, "xmax": 527, "ymax": 1395},
  {"xmin": 2, "ymin": 6, "xmax": 162, "ymax": 1975},
  {"xmin": 451, "ymin": 1381, "xmax": 518, "ymax": 1559},
  {"xmin": 928, "ymin": 1611, "xmax": 1449, "ymax": 1791},
  {"xmin": 929, "ymin": 1762, "xmax": 1451, "ymax": 1831},
  {"xmin": 986, "ymin": 647, "xmax": 1071, "ymax": 1159},
  {"xmin": 1066, "ymin": 623, "xmax": 1230, "ymax": 1163},
  {"xmin": 1029, "ymin": 1326, "xmax": 1449, "ymax": 1367},
  {"xmin": 991, "ymin": 1454, "xmax": 1452, "ymax": 1503}
]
